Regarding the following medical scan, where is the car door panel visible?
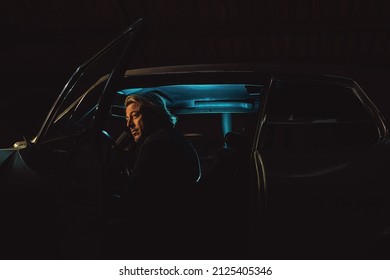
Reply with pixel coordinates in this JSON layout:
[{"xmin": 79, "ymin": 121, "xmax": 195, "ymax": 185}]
[{"xmin": 258, "ymin": 77, "xmax": 390, "ymax": 258}]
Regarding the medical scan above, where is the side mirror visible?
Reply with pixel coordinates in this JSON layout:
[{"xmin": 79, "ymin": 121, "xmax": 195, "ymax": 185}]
[{"xmin": 13, "ymin": 136, "xmax": 36, "ymax": 149}]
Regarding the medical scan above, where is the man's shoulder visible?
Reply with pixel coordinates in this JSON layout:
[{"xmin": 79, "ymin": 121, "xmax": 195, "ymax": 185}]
[
  {"xmin": 139, "ymin": 128, "xmax": 187, "ymax": 152},
  {"xmin": 145, "ymin": 128, "xmax": 183, "ymax": 143}
]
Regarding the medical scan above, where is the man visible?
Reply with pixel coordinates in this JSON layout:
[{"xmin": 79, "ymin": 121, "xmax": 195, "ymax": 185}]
[
  {"xmin": 123, "ymin": 91, "xmax": 200, "ymax": 190},
  {"xmin": 116, "ymin": 91, "xmax": 201, "ymax": 258}
]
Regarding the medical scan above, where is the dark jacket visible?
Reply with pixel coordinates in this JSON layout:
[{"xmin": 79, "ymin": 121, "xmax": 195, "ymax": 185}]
[
  {"xmin": 121, "ymin": 127, "xmax": 200, "ymax": 204},
  {"xmin": 116, "ymin": 128, "xmax": 201, "ymax": 257}
]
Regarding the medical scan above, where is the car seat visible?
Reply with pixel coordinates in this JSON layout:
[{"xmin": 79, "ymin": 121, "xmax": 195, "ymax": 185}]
[
  {"xmin": 198, "ymin": 131, "xmax": 253, "ymax": 258},
  {"xmin": 201, "ymin": 131, "xmax": 250, "ymax": 185}
]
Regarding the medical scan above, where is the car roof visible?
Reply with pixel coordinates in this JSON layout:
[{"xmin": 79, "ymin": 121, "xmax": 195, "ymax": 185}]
[{"xmin": 123, "ymin": 63, "xmax": 356, "ymax": 85}]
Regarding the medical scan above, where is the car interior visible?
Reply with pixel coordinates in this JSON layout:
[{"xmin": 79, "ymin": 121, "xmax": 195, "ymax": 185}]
[
  {"xmin": 105, "ymin": 83, "xmax": 263, "ymax": 177},
  {"xmin": 98, "ymin": 83, "xmax": 263, "ymax": 257}
]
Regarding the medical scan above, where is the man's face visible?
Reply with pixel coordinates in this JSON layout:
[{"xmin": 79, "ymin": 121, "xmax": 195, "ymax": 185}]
[{"xmin": 126, "ymin": 102, "xmax": 145, "ymax": 142}]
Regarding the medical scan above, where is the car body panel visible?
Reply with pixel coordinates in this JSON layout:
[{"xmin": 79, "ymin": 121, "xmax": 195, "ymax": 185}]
[
  {"xmin": 255, "ymin": 76, "xmax": 390, "ymax": 257},
  {"xmin": 0, "ymin": 148, "xmax": 16, "ymax": 170}
]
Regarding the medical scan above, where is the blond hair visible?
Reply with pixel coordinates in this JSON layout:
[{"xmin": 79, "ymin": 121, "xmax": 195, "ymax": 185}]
[{"xmin": 125, "ymin": 91, "xmax": 177, "ymax": 127}]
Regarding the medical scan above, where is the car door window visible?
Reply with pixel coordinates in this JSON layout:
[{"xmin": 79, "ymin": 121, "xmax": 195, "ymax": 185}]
[
  {"xmin": 38, "ymin": 20, "xmax": 143, "ymax": 142},
  {"xmin": 42, "ymin": 44, "xmax": 127, "ymax": 140},
  {"xmin": 262, "ymin": 80, "xmax": 380, "ymax": 149}
]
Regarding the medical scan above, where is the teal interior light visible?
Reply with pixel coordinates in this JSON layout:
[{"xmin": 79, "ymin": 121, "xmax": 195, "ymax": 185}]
[
  {"xmin": 222, "ymin": 113, "xmax": 232, "ymax": 139},
  {"xmin": 117, "ymin": 83, "xmax": 262, "ymax": 114}
]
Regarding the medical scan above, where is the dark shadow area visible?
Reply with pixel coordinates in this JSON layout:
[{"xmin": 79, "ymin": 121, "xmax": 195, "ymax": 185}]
[{"xmin": 0, "ymin": 71, "xmax": 69, "ymax": 147}]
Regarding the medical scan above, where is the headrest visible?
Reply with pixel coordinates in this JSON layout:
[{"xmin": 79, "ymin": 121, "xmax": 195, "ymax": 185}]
[{"xmin": 224, "ymin": 132, "xmax": 251, "ymax": 152}]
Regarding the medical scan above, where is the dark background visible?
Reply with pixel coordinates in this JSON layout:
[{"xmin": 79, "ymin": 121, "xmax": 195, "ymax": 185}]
[{"xmin": 1, "ymin": 0, "xmax": 390, "ymax": 147}]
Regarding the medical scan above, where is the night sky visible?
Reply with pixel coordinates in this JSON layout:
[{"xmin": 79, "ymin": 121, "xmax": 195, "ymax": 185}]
[{"xmin": 1, "ymin": 0, "xmax": 390, "ymax": 147}]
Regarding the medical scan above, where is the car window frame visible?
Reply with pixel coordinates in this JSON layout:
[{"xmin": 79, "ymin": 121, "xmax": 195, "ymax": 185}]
[
  {"xmin": 258, "ymin": 75, "xmax": 386, "ymax": 150},
  {"xmin": 35, "ymin": 18, "xmax": 144, "ymax": 143}
]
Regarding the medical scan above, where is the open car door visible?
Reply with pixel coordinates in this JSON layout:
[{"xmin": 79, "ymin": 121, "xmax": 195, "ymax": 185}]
[{"xmin": 2, "ymin": 18, "xmax": 144, "ymax": 259}]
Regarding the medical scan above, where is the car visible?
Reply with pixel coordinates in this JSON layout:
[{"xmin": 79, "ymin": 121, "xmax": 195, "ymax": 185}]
[{"xmin": 1, "ymin": 18, "xmax": 390, "ymax": 259}]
